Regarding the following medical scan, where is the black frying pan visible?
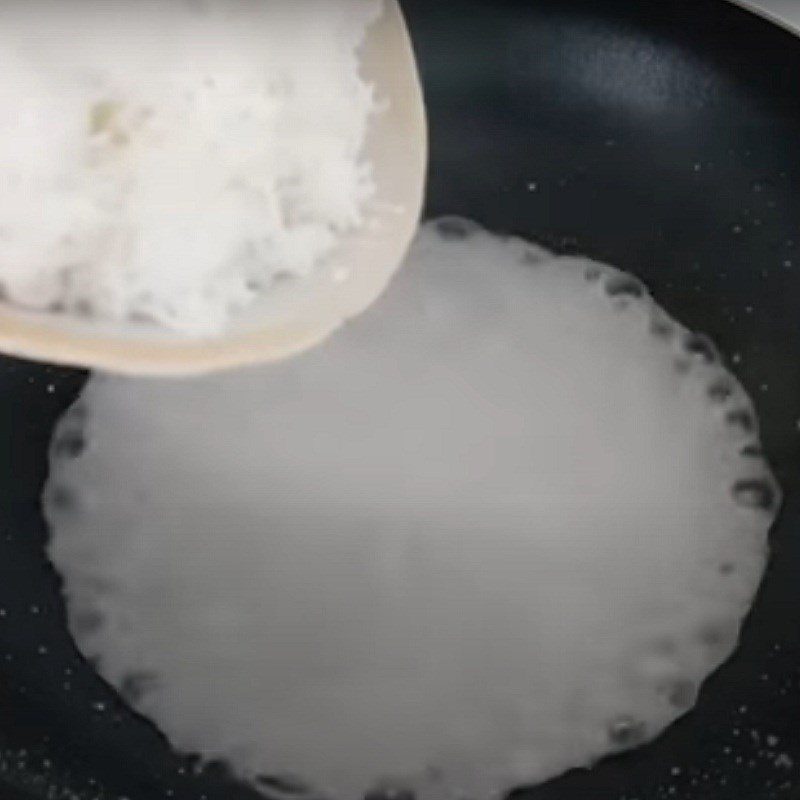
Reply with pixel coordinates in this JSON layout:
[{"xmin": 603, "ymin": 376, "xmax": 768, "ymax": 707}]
[{"xmin": 0, "ymin": 1, "xmax": 798, "ymax": 798}]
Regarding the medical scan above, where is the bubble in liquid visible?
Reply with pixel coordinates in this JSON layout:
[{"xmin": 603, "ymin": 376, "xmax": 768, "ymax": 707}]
[
  {"xmin": 608, "ymin": 717, "xmax": 647, "ymax": 748},
  {"xmin": 52, "ymin": 430, "xmax": 86, "ymax": 459},
  {"xmin": 45, "ymin": 219, "xmax": 779, "ymax": 800}
]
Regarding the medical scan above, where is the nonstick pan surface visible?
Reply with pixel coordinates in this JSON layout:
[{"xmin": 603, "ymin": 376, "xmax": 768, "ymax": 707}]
[{"xmin": 0, "ymin": 1, "xmax": 799, "ymax": 798}]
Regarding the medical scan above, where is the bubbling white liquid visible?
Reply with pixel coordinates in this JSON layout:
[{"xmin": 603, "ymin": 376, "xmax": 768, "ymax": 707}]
[{"xmin": 45, "ymin": 219, "xmax": 779, "ymax": 800}]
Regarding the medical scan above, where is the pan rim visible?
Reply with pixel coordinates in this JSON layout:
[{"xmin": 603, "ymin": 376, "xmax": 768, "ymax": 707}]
[{"xmin": 726, "ymin": 0, "xmax": 800, "ymax": 38}]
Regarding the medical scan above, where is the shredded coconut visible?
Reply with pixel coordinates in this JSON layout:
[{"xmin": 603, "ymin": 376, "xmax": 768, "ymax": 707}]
[{"xmin": 0, "ymin": 0, "xmax": 381, "ymax": 334}]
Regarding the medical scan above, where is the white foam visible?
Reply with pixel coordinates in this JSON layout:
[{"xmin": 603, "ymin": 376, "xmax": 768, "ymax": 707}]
[{"xmin": 45, "ymin": 219, "xmax": 779, "ymax": 799}]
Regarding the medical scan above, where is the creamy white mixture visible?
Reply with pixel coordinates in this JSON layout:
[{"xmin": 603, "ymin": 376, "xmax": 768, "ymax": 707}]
[
  {"xmin": 0, "ymin": 0, "xmax": 381, "ymax": 334},
  {"xmin": 45, "ymin": 220, "xmax": 778, "ymax": 800}
]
